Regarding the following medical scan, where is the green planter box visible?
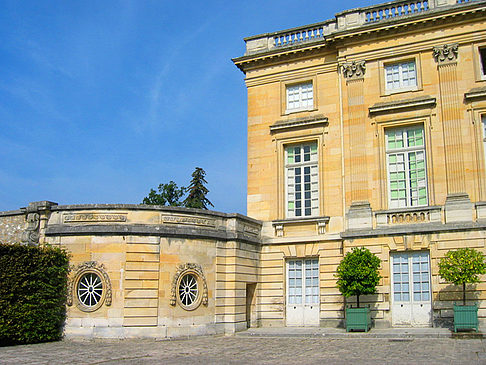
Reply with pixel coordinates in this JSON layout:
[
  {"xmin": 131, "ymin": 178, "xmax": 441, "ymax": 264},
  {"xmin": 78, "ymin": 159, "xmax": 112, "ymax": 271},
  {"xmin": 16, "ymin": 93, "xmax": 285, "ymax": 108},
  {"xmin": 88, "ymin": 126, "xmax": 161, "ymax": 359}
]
[
  {"xmin": 346, "ymin": 307, "xmax": 371, "ymax": 332},
  {"xmin": 453, "ymin": 304, "xmax": 479, "ymax": 332}
]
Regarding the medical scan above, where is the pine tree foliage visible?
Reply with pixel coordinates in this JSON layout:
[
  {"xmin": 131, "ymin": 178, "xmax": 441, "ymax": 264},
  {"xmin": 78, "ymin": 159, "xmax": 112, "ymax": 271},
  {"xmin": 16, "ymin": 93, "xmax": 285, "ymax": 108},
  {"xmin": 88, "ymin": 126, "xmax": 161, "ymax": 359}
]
[
  {"xmin": 335, "ymin": 247, "xmax": 382, "ymax": 308},
  {"xmin": 183, "ymin": 167, "xmax": 214, "ymax": 209},
  {"xmin": 438, "ymin": 248, "xmax": 486, "ymax": 305}
]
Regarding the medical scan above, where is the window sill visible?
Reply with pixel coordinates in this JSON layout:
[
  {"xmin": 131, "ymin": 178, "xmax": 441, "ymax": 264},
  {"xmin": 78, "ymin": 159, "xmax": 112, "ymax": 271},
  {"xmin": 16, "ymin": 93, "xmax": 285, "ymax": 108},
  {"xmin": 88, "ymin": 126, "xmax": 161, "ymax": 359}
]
[
  {"xmin": 272, "ymin": 216, "xmax": 330, "ymax": 237},
  {"xmin": 284, "ymin": 107, "xmax": 317, "ymax": 116},
  {"xmin": 382, "ymin": 87, "xmax": 421, "ymax": 97}
]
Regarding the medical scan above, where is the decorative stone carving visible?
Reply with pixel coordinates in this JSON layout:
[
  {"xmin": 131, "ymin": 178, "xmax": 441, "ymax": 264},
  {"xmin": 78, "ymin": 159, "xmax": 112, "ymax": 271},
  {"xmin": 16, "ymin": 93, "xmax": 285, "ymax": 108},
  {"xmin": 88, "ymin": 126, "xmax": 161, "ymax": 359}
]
[
  {"xmin": 21, "ymin": 213, "xmax": 40, "ymax": 245},
  {"xmin": 161, "ymin": 214, "xmax": 215, "ymax": 227},
  {"xmin": 64, "ymin": 213, "xmax": 127, "ymax": 223},
  {"xmin": 341, "ymin": 60, "xmax": 366, "ymax": 79},
  {"xmin": 67, "ymin": 261, "xmax": 112, "ymax": 311},
  {"xmin": 275, "ymin": 224, "xmax": 284, "ymax": 237},
  {"xmin": 170, "ymin": 263, "xmax": 208, "ymax": 309},
  {"xmin": 433, "ymin": 43, "xmax": 458, "ymax": 64}
]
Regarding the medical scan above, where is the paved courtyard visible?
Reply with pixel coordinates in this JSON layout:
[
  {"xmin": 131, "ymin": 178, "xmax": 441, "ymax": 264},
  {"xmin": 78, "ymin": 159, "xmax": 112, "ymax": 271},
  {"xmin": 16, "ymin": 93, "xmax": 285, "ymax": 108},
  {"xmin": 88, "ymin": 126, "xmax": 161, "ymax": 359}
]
[{"xmin": 1, "ymin": 335, "xmax": 486, "ymax": 364}]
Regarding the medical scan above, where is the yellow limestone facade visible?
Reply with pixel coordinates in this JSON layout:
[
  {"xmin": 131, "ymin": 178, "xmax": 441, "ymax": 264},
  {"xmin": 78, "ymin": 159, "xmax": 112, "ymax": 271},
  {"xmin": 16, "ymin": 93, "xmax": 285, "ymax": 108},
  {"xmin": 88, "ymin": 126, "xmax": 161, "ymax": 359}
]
[
  {"xmin": 2, "ymin": 0, "xmax": 486, "ymax": 338},
  {"xmin": 233, "ymin": 0, "xmax": 486, "ymax": 328},
  {"xmin": 0, "ymin": 202, "xmax": 261, "ymax": 338}
]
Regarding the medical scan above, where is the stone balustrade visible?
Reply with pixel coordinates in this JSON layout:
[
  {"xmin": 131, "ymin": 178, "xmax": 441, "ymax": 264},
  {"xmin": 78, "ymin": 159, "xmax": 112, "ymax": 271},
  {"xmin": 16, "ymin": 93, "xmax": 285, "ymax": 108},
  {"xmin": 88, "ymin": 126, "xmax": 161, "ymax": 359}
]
[
  {"xmin": 365, "ymin": 1, "xmax": 429, "ymax": 23},
  {"xmin": 244, "ymin": 0, "xmax": 473, "ymax": 55},
  {"xmin": 375, "ymin": 206, "xmax": 442, "ymax": 226}
]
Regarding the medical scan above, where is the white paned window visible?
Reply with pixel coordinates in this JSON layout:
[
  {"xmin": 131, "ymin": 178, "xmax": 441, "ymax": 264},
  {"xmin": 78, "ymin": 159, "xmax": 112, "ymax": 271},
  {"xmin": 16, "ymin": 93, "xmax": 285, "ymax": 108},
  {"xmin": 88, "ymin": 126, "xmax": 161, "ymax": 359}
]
[
  {"xmin": 285, "ymin": 142, "xmax": 319, "ymax": 218},
  {"xmin": 386, "ymin": 126, "xmax": 427, "ymax": 209},
  {"xmin": 385, "ymin": 61, "xmax": 417, "ymax": 91},
  {"xmin": 286, "ymin": 82, "xmax": 313, "ymax": 112}
]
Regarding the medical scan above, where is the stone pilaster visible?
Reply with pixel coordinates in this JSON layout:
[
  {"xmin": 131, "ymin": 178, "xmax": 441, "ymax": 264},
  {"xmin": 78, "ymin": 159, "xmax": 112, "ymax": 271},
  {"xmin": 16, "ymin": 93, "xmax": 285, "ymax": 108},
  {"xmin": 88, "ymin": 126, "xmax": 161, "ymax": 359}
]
[
  {"xmin": 342, "ymin": 61, "xmax": 372, "ymax": 229},
  {"xmin": 433, "ymin": 44, "xmax": 472, "ymax": 222}
]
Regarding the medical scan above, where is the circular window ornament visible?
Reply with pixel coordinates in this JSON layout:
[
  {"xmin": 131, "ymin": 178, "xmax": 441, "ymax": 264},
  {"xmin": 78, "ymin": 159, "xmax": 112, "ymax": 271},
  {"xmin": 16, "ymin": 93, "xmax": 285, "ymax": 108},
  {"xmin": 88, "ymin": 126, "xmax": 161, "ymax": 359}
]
[
  {"xmin": 67, "ymin": 261, "xmax": 112, "ymax": 312},
  {"xmin": 77, "ymin": 272, "xmax": 104, "ymax": 309},
  {"xmin": 170, "ymin": 263, "xmax": 208, "ymax": 311}
]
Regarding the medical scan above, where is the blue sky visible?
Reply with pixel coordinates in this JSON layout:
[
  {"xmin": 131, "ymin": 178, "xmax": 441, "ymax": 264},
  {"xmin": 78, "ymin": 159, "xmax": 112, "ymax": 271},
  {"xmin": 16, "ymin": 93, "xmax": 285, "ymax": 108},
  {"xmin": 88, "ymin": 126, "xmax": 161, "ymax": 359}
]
[{"xmin": 0, "ymin": 0, "xmax": 376, "ymax": 214}]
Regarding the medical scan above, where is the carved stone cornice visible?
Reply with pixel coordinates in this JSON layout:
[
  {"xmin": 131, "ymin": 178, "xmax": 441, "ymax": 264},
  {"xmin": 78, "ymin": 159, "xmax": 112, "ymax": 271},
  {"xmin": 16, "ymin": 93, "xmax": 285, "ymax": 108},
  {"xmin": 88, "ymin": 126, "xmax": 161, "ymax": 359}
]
[
  {"xmin": 433, "ymin": 43, "xmax": 459, "ymax": 65},
  {"xmin": 341, "ymin": 61, "xmax": 366, "ymax": 79}
]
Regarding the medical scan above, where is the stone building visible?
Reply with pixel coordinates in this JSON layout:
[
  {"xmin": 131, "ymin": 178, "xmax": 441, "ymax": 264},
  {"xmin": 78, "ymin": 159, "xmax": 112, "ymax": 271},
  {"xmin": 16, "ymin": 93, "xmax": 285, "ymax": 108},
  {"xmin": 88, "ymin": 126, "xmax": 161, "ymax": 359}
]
[
  {"xmin": 233, "ymin": 0, "xmax": 486, "ymax": 328},
  {"xmin": 1, "ymin": 0, "xmax": 486, "ymax": 338}
]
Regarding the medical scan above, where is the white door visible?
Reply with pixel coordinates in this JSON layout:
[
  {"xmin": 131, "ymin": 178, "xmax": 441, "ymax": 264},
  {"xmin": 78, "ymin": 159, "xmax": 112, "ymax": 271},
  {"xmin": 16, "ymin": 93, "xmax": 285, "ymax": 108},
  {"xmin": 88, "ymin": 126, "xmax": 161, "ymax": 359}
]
[
  {"xmin": 286, "ymin": 259, "xmax": 320, "ymax": 326},
  {"xmin": 391, "ymin": 252, "xmax": 432, "ymax": 327}
]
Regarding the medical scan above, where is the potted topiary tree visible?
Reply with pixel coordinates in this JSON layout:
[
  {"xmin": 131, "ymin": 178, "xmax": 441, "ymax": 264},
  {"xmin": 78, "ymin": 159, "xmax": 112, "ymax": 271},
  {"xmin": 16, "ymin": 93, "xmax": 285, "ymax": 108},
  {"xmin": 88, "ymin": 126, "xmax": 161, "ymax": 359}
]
[
  {"xmin": 336, "ymin": 247, "xmax": 381, "ymax": 332},
  {"xmin": 438, "ymin": 247, "xmax": 486, "ymax": 332}
]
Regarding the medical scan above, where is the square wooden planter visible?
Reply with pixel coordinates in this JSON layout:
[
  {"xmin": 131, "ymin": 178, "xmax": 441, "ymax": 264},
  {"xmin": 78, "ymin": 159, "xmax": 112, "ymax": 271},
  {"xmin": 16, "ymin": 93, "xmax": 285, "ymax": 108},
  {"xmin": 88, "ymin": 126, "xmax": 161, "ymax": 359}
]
[
  {"xmin": 346, "ymin": 307, "xmax": 371, "ymax": 332},
  {"xmin": 453, "ymin": 304, "xmax": 479, "ymax": 332}
]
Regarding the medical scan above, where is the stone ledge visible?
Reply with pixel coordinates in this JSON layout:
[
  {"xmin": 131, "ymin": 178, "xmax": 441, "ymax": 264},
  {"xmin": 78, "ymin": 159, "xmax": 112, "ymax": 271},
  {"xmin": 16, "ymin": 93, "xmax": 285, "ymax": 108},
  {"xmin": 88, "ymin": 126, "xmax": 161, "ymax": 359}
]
[
  {"xmin": 45, "ymin": 224, "xmax": 262, "ymax": 245},
  {"xmin": 50, "ymin": 204, "xmax": 262, "ymax": 226},
  {"xmin": 342, "ymin": 221, "xmax": 486, "ymax": 238}
]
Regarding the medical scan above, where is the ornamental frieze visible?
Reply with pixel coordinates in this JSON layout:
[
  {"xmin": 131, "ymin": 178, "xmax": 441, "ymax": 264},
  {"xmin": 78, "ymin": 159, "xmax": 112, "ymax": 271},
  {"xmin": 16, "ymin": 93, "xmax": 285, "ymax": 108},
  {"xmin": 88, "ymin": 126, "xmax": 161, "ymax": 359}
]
[
  {"xmin": 63, "ymin": 213, "xmax": 127, "ymax": 223},
  {"xmin": 341, "ymin": 60, "xmax": 366, "ymax": 79},
  {"xmin": 161, "ymin": 214, "xmax": 215, "ymax": 227},
  {"xmin": 433, "ymin": 43, "xmax": 458, "ymax": 65}
]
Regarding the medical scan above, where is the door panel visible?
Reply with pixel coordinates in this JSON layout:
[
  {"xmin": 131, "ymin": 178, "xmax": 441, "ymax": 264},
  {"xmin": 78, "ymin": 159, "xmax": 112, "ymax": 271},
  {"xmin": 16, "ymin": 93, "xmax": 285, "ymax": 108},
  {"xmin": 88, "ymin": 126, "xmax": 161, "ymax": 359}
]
[
  {"xmin": 286, "ymin": 259, "xmax": 319, "ymax": 326},
  {"xmin": 391, "ymin": 252, "xmax": 431, "ymax": 327}
]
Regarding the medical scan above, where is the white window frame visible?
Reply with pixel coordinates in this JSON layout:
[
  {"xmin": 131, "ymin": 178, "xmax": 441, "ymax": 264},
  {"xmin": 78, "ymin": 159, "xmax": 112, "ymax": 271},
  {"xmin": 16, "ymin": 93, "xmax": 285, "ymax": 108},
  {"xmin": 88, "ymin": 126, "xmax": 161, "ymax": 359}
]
[
  {"xmin": 384, "ymin": 60, "xmax": 417, "ymax": 92},
  {"xmin": 286, "ymin": 82, "xmax": 313, "ymax": 113},
  {"xmin": 285, "ymin": 142, "xmax": 319, "ymax": 218},
  {"xmin": 385, "ymin": 125, "xmax": 428, "ymax": 209}
]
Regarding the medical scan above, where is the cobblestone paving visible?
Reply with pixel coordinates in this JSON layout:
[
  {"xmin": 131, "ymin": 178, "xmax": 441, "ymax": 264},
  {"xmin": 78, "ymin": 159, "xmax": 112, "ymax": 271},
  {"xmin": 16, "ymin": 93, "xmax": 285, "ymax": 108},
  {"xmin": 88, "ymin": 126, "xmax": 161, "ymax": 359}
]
[{"xmin": 1, "ymin": 336, "xmax": 486, "ymax": 364}]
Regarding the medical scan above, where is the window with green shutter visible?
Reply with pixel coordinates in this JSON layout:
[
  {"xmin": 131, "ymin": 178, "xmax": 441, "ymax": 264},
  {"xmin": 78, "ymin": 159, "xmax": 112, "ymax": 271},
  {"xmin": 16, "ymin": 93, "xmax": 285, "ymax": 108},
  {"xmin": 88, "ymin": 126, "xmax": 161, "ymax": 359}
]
[
  {"xmin": 285, "ymin": 142, "xmax": 319, "ymax": 218},
  {"xmin": 386, "ymin": 126, "xmax": 427, "ymax": 209}
]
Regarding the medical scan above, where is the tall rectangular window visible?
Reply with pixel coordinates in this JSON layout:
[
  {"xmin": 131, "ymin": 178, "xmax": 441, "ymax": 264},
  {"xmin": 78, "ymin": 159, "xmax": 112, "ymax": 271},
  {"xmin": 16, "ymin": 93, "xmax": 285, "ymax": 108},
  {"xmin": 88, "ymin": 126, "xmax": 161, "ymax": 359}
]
[
  {"xmin": 286, "ymin": 82, "xmax": 313, "ymax": 112},
  {"xmin": 285, "ymin": 142, "xmax": 318, "ymax": 218},
  {"xmin": 385, "ymin": 61, "xmax": 417, "ymax": 91},
  {"xmin": 386, "ymin": 126, "xmax": 427, "ymax": 209}
]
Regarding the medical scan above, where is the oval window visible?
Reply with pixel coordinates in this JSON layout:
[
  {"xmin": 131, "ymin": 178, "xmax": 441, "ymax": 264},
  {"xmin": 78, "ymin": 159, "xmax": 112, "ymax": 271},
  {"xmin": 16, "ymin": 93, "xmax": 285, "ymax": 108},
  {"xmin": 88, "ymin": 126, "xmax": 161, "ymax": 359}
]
[{"xmin": 177, "ymin": 272, "xmax": 202, "ymax": 310}]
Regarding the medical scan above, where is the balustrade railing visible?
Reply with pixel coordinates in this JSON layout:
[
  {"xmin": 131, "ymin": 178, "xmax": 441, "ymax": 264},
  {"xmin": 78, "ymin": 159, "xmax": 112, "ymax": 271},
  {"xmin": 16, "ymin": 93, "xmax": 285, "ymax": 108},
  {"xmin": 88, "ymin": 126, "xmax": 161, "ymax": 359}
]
[
  {"xmin": 243, "ymin": 0, "xmax": 479, "ymax": 55},
  {"xmin": 375, "ymin": 206, "xmax": 442, "ymax": 227},
  {"xmin": 365, "ymin": 1, "xmax": 429, "ymax": 23},
  {"xmin": 274, "ymin": 26, "xmax": 326, "ymax": 48}
]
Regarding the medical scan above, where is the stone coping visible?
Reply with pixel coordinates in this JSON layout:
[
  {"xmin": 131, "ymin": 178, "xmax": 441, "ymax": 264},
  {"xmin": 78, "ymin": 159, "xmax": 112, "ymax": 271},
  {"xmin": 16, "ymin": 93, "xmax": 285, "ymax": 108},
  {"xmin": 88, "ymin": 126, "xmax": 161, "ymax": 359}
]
[
  {"xmin": 47, "ymin": 204, "xmax": 261, "ymax": 226},
  {"xmin": 0, "ymin": 209, "xmax": 23, "ymax": 217},
  {"xmin": 342, "ymin": 221, "xmax": 486, "ymax": 238},
  {"xmin": 45, "ymin": 224, "xmax": 261, "ymax": 245}
]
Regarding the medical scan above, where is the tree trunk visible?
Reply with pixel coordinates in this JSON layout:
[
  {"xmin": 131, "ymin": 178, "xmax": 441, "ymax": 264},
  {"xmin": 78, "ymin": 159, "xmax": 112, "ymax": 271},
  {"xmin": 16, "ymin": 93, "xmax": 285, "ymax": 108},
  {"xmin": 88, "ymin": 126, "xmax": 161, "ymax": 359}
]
[
  {"xmin": 357, "ymin": 294, "xmax": 360, "ymax": 308},
  {"xmin": 463, "ymin": 282, "xmax": 466, "ymax": 306}
]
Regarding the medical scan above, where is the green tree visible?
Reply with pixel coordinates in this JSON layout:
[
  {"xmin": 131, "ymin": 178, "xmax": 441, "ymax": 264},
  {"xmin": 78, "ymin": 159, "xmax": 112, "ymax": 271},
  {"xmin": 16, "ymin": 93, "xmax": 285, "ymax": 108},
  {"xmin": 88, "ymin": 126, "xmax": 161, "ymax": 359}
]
[
  {"xmin": 335, "ymin": 247, "xmax": 381, "ymax": 308},
  {"xmin": 438, "ymin": 248, "xmax": 486, "ymax": 305},
  {"xmin": 183, "ymin": 167, "xmax": 214, "ymax": 209},
  {"xmin": 142, "ymin": 181, "xmax": 185, "ymax": 206}
]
